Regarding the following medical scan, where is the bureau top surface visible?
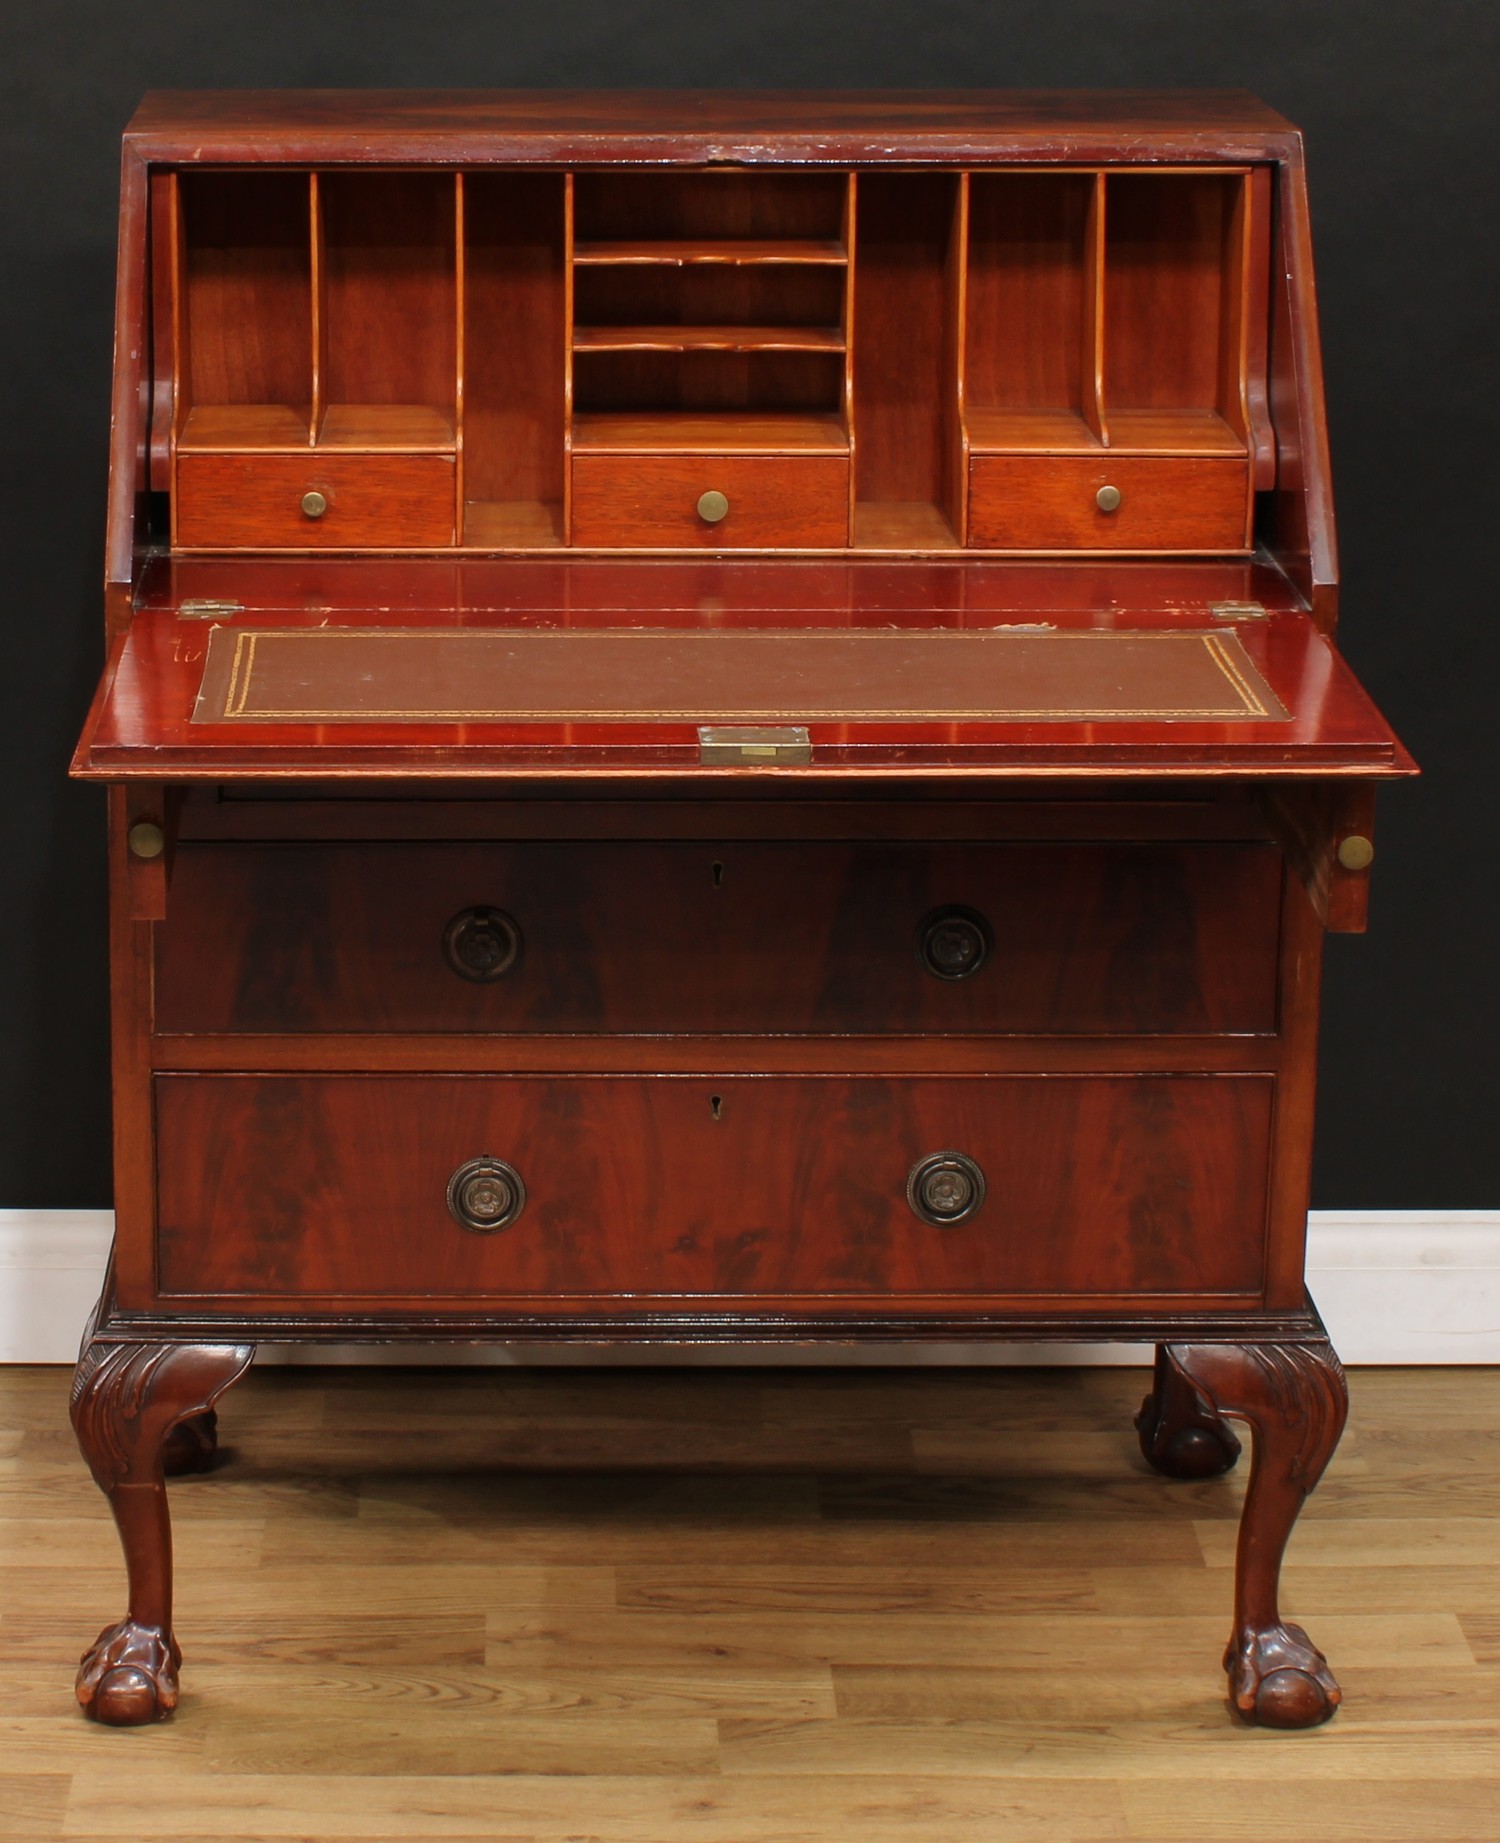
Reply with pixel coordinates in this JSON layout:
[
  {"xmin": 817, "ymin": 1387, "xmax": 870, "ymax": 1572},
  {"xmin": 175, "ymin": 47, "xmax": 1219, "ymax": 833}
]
[{"xmin": 123, "ymin": 89, "xmax": 1300, "ymax": 161}]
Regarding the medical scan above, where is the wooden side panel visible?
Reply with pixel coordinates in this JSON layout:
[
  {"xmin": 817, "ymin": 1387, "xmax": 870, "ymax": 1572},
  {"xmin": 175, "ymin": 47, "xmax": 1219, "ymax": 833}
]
[
  {"xmin": 153, "ymin": 840, "xmax": 1282, "ymax": 1036},
  {"xmin": 154, "ymin": 1072, "xmax": 1274, "ymax": 1307}
]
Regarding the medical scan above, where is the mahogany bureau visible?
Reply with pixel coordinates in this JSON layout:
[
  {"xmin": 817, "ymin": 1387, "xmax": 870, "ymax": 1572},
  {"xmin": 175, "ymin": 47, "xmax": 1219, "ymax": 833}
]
[{"xmin": 70, "ymin": 90, "xmax": 1411, "ymax": 1730}]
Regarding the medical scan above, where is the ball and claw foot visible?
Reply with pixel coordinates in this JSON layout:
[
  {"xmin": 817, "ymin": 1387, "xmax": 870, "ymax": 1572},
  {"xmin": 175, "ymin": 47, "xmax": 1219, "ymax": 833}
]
[
  {"xmin": 76, "ymin": 1618, "xmax": 182, "ymax": 1725},
  {"xmin": 1226, "ymin": 1621, "xmax": 1341, "ymax": 1729},
  {"xmin": 1136, "ymin": 1349, "xmax": 1242, "ymax": 1480}
]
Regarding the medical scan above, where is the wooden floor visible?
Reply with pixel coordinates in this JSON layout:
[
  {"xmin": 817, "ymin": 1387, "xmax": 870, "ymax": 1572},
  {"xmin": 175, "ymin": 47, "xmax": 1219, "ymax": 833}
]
[{"xmin": 1, "ymin": 1362, "xmax": 1498, "ymax": 1841}]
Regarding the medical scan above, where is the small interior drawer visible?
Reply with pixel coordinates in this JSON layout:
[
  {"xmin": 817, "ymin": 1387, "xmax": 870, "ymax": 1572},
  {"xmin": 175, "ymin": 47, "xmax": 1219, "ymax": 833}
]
[
  {"xmin": 570, "ymin": 453, "xmax": 849, "ymax": 548},
  {"xmin": 175, "ymin": 452, "xmax": 456, "ymax": 549},
  {"xmin": 967, "ymin": 454, "xmax": 1251, "ymax": 552}
]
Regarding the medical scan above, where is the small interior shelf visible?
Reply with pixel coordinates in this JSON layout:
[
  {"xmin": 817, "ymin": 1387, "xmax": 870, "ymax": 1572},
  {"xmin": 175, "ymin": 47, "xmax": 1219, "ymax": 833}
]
[
  {"xmin": 316, "ymin": 406, "xmax": 456, "ymax": 451},
  {"xmin": 572, "ymin": 411, "xmax": 848, "ymax": 454},
  {"xmin": 852, "ymin": 502, "xmax": 960, "ymax": 550},
  {"xmin": 573, "ymin": 239, "xmax": 847, "ymax": 266},
  {"xmin": 965, "ymin": 407, "xmax": 1243, "ymax": 456},
  {"xmin": 462, "ymin": 501, "xmax": 565, "ymax": 547},
  {"xmin": 572, "ymin": 325, "xmax": 845, "ymax": 353},
  {"xmin": 179, "ymin": 405, "xmax": 312, "ymax": 452}
]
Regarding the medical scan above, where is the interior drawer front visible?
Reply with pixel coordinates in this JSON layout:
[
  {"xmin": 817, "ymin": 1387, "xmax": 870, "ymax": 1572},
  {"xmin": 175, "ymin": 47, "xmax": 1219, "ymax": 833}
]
[
  {"xmin": 175, "ymin": 453, "xmax": 456, "ymax": 549},
  {"xmin": 153, "ymin": 840, "xmax": 1281, "ymax": 1037},
  {"xmin": 154, "ymin": 1073, "xmax": 1273, "ymax": 1307},
  {"xmin": 570, "ymin": 454, "xmax": 849, "ymax": 548},
  {"xmin": 967, "ymin": 455, "xmax": 1250, "ymax": 551}
]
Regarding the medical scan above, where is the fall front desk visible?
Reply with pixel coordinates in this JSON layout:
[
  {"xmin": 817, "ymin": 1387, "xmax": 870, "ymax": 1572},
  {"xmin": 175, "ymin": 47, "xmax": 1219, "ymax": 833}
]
[{"xmin": 69, "ymin": 90, "xmax": 1410, "ymax": 1729}]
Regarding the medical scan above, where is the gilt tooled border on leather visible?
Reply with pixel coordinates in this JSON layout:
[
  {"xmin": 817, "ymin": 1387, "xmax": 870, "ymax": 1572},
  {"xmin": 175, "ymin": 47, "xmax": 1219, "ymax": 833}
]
[{"xmin": 193, "ymin": 626, "xmax": 1290, "ymax": 725}]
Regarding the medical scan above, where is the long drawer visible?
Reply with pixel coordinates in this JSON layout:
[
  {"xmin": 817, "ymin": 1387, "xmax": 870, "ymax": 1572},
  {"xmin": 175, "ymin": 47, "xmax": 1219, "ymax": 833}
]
[
  {"xmin": 153, "ymin": 1073, "xmax": 1273, "ymax": 1307},
  {"xmin": 153, "ymin": 840, "xmax": 1282, "ymax": 1037}
]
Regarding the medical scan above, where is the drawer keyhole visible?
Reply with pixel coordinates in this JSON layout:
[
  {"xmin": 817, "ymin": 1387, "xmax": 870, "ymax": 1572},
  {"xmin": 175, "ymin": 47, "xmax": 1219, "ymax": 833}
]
[
  {"xmin": 711, "ymin": 860, "xmax": 724, "ymax": 887},
  {"xmin": 710, "ymin": 1094, "xmax": 723, "ymax": 1120}
]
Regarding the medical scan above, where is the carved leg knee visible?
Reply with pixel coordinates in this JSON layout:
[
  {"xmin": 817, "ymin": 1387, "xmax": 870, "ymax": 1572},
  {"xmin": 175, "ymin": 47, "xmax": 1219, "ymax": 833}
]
[
  {"xmin": 1164, "ymin": 1338, "xmax": 1348, "ymax": 1729},
  {"xmin": 71, "ymin": 1332, "xmax": 253, "ymax": 1724}
]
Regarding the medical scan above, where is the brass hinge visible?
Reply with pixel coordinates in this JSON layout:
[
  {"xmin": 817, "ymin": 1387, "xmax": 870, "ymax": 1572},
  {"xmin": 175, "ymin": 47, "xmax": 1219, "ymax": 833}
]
[
  {"xmin": 177, "ymin": 598, "xmax": 244, "ymax": 620},
  {"xmin": 1209, "ymin": 600, "xmax": 1268, "ymax": 622},
  {"xmin": 698, "ymin": 725, "xmax": 812, "ymax": 766}
]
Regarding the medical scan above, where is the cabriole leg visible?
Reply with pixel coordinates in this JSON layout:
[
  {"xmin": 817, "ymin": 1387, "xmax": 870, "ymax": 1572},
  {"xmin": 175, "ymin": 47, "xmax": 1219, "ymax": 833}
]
[
  {"xmin": 1167, "ymin": 1338, "xmax": 1348, "ymax": 1729},
  {"xmin": 1136, "ymin": 1344, "xmax": 1243, "ymax": 1478},
  {"xmin": 70, "ymin": 1331, "xmax": 254, "ymax": 1724}
]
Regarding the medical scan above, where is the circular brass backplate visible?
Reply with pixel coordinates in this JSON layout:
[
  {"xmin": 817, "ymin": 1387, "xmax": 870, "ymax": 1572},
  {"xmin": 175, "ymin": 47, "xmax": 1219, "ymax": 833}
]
[
  {"xmin": 1336, "ymin": 834, "xmax": 1374, "ymax": 871},
  {"xmin": 697, "ymin": 489, "xmax": 730, "ymax": 524},
  {"xmin": 918, "ymin": 906, "xmax": 992, "ymax": 981},
  {"xmin": 447, "ymin": 1156, "xmax": 526, "ymax": 1233},
  {"xmin": 906, "ymin": 1151, "xmax": 987, "ymax": 1226},
  {"xmin": 443, "ymin": 907, "xmax": 521, "ymax": 981}
]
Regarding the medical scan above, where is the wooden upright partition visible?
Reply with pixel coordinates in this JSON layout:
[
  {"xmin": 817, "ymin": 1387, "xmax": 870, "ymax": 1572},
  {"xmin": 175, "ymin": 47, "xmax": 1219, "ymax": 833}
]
[{"xmin": 72, "ymin": 92, "xmax": 1410, "ymax": 1735}]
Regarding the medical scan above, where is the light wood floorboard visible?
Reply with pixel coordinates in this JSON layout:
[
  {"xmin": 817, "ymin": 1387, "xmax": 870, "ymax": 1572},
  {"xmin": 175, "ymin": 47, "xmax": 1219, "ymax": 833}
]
[{"xmin": 0, "ymin": 1364, "xmax": 1497, "ymax": 1841}]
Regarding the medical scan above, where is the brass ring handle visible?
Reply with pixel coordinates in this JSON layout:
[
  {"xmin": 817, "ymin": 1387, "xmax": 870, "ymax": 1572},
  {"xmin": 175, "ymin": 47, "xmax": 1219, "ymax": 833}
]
[
  {"xmin": 697, "ymin": 489, "xmax": 730, "ymax": 524},
  {"xmin": 907, "ymin": 1151, "xmax": 987, "ymax": 1226},
  {"xmin": 301, "ymin": 489, "xmax": 329, "ymax": 519},
  {"xmin": 447, "ymin": 1156, "xmax": 526, "ymax": 1233},
  {"xmin": 443, "ymin": 907, "xmax": 521, "ymax": 981},
  {"xmin": 1095, "ymin": 484, "xmax": 1122, "ymax": 513},
  {"xmin": 918, "ymin": 906, "xmax": 991, "ymax": 980}
]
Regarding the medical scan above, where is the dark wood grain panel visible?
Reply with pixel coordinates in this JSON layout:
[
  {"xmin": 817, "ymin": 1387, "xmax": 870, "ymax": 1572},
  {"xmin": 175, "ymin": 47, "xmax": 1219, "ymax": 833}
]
[
  {"xmin": 152, "ymin": 839, "xmax": 1281, "ymax": 1037},
  {"xmin": 153, "ymin": 1072, "xmax": 1273, "ymax": 1306},
  {"xmin": 175, "ymin": 453, "xmax": 455, "ymax": 549},
  {"xmin": 968, "ymin": 454, "xmax": 1250, "ymax": 551},
  {"xmin": 570, "ymin": 454, "xmax": 849, "ymax": 548}
]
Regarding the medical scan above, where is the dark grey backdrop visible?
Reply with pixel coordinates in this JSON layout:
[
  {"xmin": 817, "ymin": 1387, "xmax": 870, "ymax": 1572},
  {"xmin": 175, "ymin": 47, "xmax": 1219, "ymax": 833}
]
[{"xmin": 2, "ymin": 2, "xmax": 1495, "ymax": 1208}]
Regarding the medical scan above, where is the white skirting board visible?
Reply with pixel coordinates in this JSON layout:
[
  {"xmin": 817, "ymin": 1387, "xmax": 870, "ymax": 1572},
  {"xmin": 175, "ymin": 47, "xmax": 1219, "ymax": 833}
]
[{"xmin": 1, "ymin": 1209, "xmax": 1496, "ymax": 1367}]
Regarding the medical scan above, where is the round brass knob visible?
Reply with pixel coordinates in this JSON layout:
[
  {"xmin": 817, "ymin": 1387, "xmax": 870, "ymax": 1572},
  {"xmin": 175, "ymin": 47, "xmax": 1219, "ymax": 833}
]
[
  {"xmin": 1336, "ymin": 834, "xmax": 1374, "ymax": 871},
  {"xmin": 443, "ymin": 907, "xmax": 521, "ymax": 981},
  {"xmin": 1095, "ymin": 484, "xmax": 1122, "ymax": 513},
  {"xmin": 127, "ymin": 821, "xmax": 165, "ymax": 861},
  {"xmin": 907, "ymin": 1151, "xmax": 987, "ymax": 1226},
  {"xmin": 447, "ymin": 1156, "xmax": 526, "ymax": 1233},
  {"xmin": 301, "ymin": 489, "xmax": 329, "ymax": 519},
  {"xmin": 918, "ymin": 907, "xmax": 991, "ymax": 981},
  {"xmin": 697, "ymin": 489, "xmax": 730, "ymax": 524}
]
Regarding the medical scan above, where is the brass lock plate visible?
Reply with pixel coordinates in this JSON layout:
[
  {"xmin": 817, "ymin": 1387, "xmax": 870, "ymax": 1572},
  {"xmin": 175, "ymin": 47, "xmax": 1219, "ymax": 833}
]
[{"xmin": 697, "ymin": 725, "xmax": 812, "ymax": 766}]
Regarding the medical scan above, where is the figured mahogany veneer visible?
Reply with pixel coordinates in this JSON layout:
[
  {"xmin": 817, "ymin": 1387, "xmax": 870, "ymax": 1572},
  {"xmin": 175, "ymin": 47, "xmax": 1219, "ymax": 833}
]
[
  {"xmin": 72, "ymin": 92, "xmax": 1413, "ymax": 1731},
  {"xmin": 153, "ymin": 839, "xmax": 1282, "ymax": 1037},
  {"xmin": 153, "ymin": 1072, "xmax": 1274, "ymax": 1308}
]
